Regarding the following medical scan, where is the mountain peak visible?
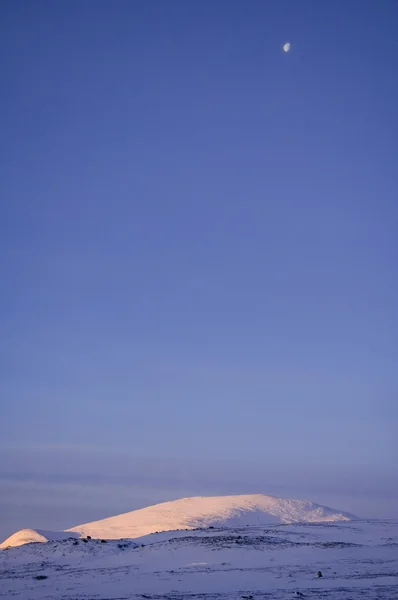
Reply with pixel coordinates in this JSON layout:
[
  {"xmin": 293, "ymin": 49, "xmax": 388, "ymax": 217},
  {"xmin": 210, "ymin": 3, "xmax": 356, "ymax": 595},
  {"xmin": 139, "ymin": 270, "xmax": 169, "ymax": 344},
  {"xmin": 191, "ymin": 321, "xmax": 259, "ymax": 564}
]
[{"xmin": 67, "ymin": 494, "xmax": 354, "ymax": 541}]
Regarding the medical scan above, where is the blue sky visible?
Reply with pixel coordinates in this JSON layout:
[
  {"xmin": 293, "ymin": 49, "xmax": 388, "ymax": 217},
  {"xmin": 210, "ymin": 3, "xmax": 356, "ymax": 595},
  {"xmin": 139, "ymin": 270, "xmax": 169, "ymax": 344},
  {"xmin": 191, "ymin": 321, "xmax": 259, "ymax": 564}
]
[{"xmin": 0, "ymin": 0, "xmax": 397, "ymax": 539}]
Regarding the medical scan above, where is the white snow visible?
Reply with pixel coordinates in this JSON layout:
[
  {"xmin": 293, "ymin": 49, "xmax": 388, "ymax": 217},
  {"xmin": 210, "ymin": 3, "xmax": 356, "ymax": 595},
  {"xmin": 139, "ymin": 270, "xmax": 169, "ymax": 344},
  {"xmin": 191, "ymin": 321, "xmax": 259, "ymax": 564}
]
[{"xmin": 0, "ymin": 519, "xmax": 397, "ymax": 599}]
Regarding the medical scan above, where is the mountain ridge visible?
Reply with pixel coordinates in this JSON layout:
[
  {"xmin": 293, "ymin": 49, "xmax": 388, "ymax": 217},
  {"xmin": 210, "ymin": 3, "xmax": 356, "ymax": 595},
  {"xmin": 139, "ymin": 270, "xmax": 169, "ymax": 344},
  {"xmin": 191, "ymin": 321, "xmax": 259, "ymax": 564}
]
[{"xmin": 0, "ymin": 494, "xmax": 356, "ymax": 549}]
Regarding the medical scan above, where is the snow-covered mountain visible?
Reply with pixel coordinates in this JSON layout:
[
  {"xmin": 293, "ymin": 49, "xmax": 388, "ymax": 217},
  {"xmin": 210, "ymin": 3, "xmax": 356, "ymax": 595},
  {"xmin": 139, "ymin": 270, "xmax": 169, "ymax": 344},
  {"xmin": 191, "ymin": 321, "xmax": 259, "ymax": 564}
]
[{"xmin": 0, "ymin": 494, "xmax": 355, "ymax": 549}]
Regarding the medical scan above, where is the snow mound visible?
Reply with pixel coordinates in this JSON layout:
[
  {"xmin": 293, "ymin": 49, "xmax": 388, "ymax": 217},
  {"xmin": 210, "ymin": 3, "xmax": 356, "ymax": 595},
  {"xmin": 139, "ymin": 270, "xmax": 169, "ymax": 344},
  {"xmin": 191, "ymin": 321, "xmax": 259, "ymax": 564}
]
[
  {"xmin": 0, "ymin": 528, "xmax": 78, "ymax": 549},
  {"xmin": 67, "ymin": 494, "xmax": 355, "ymax": 541}
]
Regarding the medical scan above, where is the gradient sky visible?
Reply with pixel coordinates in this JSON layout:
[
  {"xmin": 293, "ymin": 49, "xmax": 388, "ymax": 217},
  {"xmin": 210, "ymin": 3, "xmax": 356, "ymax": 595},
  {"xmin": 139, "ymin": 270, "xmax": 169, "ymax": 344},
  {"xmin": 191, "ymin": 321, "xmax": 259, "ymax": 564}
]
[{"xmin": 0, "ymin": 0, "xmax": 397, "ymax": 540}]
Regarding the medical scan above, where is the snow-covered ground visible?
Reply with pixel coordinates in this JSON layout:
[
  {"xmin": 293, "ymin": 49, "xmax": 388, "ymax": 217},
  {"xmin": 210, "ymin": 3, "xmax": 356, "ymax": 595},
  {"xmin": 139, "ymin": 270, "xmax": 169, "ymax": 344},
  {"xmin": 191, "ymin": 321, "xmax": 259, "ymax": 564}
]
[{"xmin": 1, "ymin": 519, "xmax": 397, "ymax": 599}]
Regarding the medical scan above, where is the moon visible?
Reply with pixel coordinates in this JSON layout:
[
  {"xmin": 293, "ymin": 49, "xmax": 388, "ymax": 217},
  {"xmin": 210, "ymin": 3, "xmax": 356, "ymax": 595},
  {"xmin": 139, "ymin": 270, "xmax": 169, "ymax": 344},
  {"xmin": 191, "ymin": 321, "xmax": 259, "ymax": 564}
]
[{"xmin": 283, "ymin": 42, "xmax": 291, "ymax": 52}]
